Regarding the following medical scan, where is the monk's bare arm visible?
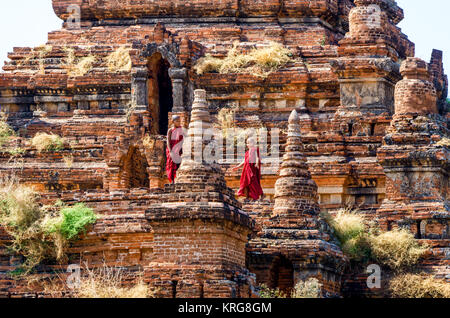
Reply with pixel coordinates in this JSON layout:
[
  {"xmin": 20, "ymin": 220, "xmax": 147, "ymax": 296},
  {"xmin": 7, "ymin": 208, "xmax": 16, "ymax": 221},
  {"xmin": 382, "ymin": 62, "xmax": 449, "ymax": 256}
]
[{"xmin": 231, "ymin": 160, "xmax": 245, "ymax": 171}]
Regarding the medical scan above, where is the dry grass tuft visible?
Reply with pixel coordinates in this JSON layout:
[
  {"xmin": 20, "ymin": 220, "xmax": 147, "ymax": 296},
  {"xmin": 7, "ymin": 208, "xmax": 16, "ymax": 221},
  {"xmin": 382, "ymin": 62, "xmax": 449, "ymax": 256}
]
[
  {"xmin": 436, "ymin": 137, "xmax": 450, "ymax": 148},
  {"xmin": 62, "ymin": 47, "xmax": 76, "ymax": 66},
  {"xmin": 324, "ymin": 209, "xmax": 428, "ymax": 267},
  {"xmin": 291, "ymin": 278, "xmax": 322, "ymax": 298},
  {"xmin": 323, "ymin": 208, "xmax": 372, "ymax": 261},
  {"xmin": 37, "ymin": 45, "xmax": 53, "ymax": 74},
  {"xmin": 75, "ymin": 266, "xmax": 151, "ymax": 298},
  {"xmin": 19, "ymin": 45, "xmax": 52, "ymax": 74},
  {"xmin": 389, "ymin": 273, "xmax": 450, "ymax": 298},
  {"xmin": 194, "ymin": 55, "xmax": 223, "ymax": 75},
  {"xmin": 1, "ymin": 179, "xmax": 97, "ymax": 272},
  {"xmin": 330, "ymin": 209, "xmax": 366, "ymax": 243},
  {"xmin": 68, "ymin": 55, "xmax": 97, "ymax": 77},
  {"xmin": 31, "ymin": 133, "xmax": 65, "ymax": 153},
  {"xmin": 370, "ymin": 229, "xmax": 428, "ymax": 270},
  {"xmin": 63, "ymin": 155, "xmax": 74, "ymax": 168},
  {"xmin": 106, "ymin": 46, "xmax": 132, "ymax": 73},
  {"xmin": 0, "ymin": 113, "xmax": 15, "ymax": 147},
  {"xmin": 260, "ymin": 278, "xmax": 322, "ymax": 298},
  {"xmin": 41, "ymin": 264, "xmax": 155, "ymax": 298},
  {"xmin": 194, "ymin": 42, "xmax": 294, "ymax": 78},
  {"xmin": 0, "ymin": 181, "xmax": 54, "ymax": 270}
]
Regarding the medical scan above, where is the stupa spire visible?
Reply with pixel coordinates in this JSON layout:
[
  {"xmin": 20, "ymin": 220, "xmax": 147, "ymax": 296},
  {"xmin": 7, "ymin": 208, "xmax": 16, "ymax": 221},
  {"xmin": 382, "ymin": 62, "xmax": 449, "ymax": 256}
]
[{"xmin": 271, "ymin": 110, "xmax": 321, "ymax": 228}]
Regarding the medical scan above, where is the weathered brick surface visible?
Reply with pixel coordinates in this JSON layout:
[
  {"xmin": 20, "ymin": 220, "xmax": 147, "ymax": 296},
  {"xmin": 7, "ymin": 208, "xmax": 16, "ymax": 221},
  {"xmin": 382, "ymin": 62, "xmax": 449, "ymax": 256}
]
[
  {"xmin": 247, "ymin": 110, "xmax": 347, "ymax": 297},
  {"xmin": 0, "ymin": 0, "xmax": 448, "ymax": 298},
  {"xmin": 144, "ymin": 90, "xmax": 256, "ymax": 297},
  {"xmin": 376, "ymin": 58, "xmax": 449, "ymax": 282}
]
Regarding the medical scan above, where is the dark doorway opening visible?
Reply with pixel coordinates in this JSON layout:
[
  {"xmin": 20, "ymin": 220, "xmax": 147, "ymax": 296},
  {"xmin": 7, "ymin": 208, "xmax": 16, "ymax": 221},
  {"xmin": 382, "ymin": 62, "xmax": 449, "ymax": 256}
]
[
  {"xmin": 157, "ymin": 59, "xmax": 173, "ymax": 135},
  {"xmin": 269, "ymin": 255, "xmax": 294, "ymax": 295},
  {"xmin": 148, "ymin": 53, "xmax": 173, "ymax": 135}
]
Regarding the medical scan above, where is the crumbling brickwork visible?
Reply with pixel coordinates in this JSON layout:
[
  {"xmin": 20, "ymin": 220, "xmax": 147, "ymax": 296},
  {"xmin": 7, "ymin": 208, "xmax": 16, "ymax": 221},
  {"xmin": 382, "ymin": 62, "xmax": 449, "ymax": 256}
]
[
  {"xmin": 377, "ymin": 57, "xmax": 449, "ymax": 281},
  {"xmin": 247, "ymin": 110, "xmax": 346, "ymax": 297},
  {"xmin": 0, "ymin": 0, "xmax": 448, "ymax": 298}
]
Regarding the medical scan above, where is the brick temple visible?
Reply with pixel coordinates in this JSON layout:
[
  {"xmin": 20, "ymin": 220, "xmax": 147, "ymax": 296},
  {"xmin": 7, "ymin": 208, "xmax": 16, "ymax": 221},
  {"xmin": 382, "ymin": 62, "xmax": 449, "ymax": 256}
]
[{"xmin": 0, "ymin": 0, "xmax": 448, "ymax": 297}]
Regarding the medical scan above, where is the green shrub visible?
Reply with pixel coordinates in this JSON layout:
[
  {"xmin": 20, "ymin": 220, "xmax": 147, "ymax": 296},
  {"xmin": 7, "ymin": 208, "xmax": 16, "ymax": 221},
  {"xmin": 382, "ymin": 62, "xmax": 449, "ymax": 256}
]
[
  {"xmin": 58, "ymin": 203, "xmax": 97, "ymax": 240},
  {"xmin": 341, "ymin": 235, "xmax": 372, "ymax": 262},
  {"xmin": 0, "ymin": 182, "xmax": 97, "ymax": 272}
]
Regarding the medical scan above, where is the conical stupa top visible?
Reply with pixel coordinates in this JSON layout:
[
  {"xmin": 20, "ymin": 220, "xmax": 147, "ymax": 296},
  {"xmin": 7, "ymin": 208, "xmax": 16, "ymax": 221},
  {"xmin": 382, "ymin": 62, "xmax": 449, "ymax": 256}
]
[
  {"xmin": 278, "ymin": 110, "xmax": 309, "ymax": 179},
  {"xmin": 272, "ymin": 110, "xmax": 320, "ymax": 226},
  {"xmin": 176, "ymin": 89, "xmax": 225, "ymax": 185},
  {"xmin": 189, "ymin": 89, "xmax": 212, "ymax": 126}
]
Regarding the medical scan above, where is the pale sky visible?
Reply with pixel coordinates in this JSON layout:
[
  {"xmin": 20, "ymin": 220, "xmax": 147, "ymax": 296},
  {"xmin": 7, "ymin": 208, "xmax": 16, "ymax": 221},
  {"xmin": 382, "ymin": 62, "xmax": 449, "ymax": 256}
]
[{"xmin": 0, "ymin": 0, "xmax": 449, "ymax": 75}]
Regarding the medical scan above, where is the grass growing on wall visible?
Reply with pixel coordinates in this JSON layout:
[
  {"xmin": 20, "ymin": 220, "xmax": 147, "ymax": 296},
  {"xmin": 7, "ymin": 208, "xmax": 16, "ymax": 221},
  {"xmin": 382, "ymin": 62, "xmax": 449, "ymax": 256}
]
[
  {"xmin": 106, "ymin": 46, "xmax": 132, "ymax": 73},
  {"xmin": 0, "ymin": 113, "xmax": 26, "ymax": 157},
  {"xmin": 370, "ymin": 229, "xmax": 428, "ymax": 271},
  {"xmin": 18, "ymin": 45, "xmax": 53, "ymax": 74},
  {"xmin": 47, "ymin": 203, "xmax": 97, "ymax": 241},
  {"xmin": 389, "ymin": 273, "xmax": 450, "ymax": 298},
  {"xmin": 322, "ymin": 209, "xmax": 446, "ymax": 297},
  {"xmin": 40, "ymin": 263, "xmax": 155, "ymax": 298},
  {"xmin": 323, "ymin": 209, "xmax": 428, "ymax": 269},
  {"xmin": 259, "ymin": 278, "xmax": 322, "ymax": 299},
  {"xmin": 322, "ymin": 209, "xmax": 372, "ymax": 262},
  {"xmin": 74, "ymin": 266, "xmax": 151, "ymax": 298},
  {"xmin": 0, "ymin": 180, "xmax": 97, "ymax": 272},
  {"xmin": 194, "ymin": 42, "xmax": 294, "ymax": 78},
  {"xmin": 436, "ymin": 137, "xmax": 450, "ymax": 147},
  {"xmin": 31, "ymin": 133, "xmax": 65, "ymax": 153},
  {"xmin": 67, "ymin": 55, "xmax": 97, "ymax": 77},
  {"xmin": 0, "ymin": 113, "xmax": 15, "ymax": 148}
]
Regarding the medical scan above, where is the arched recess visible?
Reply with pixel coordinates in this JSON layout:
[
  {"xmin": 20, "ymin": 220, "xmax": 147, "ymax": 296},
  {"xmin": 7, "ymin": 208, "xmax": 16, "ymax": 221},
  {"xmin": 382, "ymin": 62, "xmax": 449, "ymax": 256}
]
[
  {"xmin": 119, "ymin": 147, "xmax": 150, "ymax": 188},
  {"xmin": 269, "ymin": 255, "xmax": 294, "ymax": 294},
  {"xmin": 147, "ymin": 53, "xmax": 173, "ymax": 135},
  {"xmin": 134, "ymin": 43, "xmax": 187, "ymax": 135}
]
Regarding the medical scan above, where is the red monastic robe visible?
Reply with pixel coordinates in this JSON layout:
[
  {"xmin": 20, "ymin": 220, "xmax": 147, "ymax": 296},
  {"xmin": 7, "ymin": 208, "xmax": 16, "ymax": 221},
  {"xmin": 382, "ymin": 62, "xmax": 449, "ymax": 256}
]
[
  {"xmin": 166, "ymin": 128, "xmax": 184, "ymax": 183},
  {"xmin": 237, "ymin": 147, "xmax": 264, "ymax": 200}
]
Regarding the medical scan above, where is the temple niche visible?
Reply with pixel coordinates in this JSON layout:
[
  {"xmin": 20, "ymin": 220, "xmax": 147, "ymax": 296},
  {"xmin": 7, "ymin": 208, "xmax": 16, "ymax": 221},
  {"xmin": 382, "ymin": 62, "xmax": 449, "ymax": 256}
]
[{"xmin": 0, "ymin": 0, "xmax": 448, "ymax": 298}]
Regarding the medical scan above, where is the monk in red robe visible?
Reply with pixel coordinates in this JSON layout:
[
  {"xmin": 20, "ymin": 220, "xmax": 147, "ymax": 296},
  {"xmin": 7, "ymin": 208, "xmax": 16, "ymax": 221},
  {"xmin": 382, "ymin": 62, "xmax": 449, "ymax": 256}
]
[
  {"xmin": 232, "ymin": 137, "xmax": 264, "ymax": 200},
  {"xmin": 166, "ymin": 115, "xmax": 184, "ymax": 184}
]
